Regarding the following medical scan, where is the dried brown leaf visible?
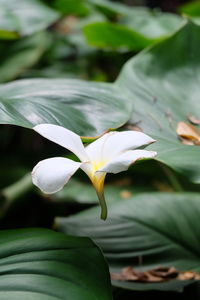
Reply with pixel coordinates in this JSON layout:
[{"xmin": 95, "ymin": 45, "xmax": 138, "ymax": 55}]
[
  {"xmin": 180, "ymin": 137, "xmax": 195, "ymax": 146},
  {"xmin": 178, "ymin": 271, "xmax": 200, "ymax": 281},
  {"xmin": 111, "ymin": 266, "xmax": 200, "ymax": 283},
  {"xmin": 149, "ymin": 266, "xmax": 178, "ymax": 278},
  {"xmin": 176, "ymin": 122, "xmax": 200, "ymax": 145},
  {"xmin": 187, "ymin": 114, "xmax": 200, "ymax": 125},
  {"xmin": 122, "ymin": 267, "xmax": 148, "ymax": 281}
]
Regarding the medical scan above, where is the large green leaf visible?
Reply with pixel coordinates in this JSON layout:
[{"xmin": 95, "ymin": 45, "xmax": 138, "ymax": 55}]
[
  {"xmin": 57, "ymin": 192, "xmax": 200, "ymax": 291},
  {"xmin": 0, "ymin": 32, "xmax": 50, "ymax": 82},
  {"xmin": 0, "ymin": 228, "xmax": 112, "ymax": 299},
  {"xmin": 84, "ymin": 22, "xmax": 152, "ymax": 50},
  {"xmin": 115, "ymin": 21, "xmax": 200, "ymax": 183},
  {"xmin": 0, "ymin": 78, "xmax": 131, "ymax": 136},
  {"xmin": 0, "ymin": 0, "xmax": 59, "ymax": 39},
  {"xmin": 84, "ymin": 1, "xmax": 183, "ymax": 50}
]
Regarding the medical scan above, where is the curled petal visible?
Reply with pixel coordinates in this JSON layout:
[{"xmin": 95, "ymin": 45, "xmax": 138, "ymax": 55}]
[
  {"xmin": 97, "ymin": 150, "xmax": 157, "ymax": 174},
  {"xmin": 32, "ymin": 157, "xmax": 81, "ymax": 194},
  {"xmin": 85, "ymin": 131, "xmax": 155, "ymax": 162},
  {"xmin": 34, "ymin": 124, "xmax": 88, "ymax": 162}
]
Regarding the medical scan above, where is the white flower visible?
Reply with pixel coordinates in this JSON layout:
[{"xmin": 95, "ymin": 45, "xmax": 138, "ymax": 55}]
[{"xmin": 32, "ymin": 124, "xmax": 157, "ymax": 220}]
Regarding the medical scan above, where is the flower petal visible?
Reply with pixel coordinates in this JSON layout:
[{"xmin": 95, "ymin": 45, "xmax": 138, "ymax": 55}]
[
  {"xmin": 97, "ymin": 150, "xmax": 157, "ymax": 174},
  {"xmin": 34, "ymin": 124, "xmax": 88, "ymax": 162},
  {"xmin": 85, "ymin": 131, "xmax": 155, "ymax": 163},
  {"xmin": 32, "ymin": 157, "xmax": 81, "ymax": 194}
]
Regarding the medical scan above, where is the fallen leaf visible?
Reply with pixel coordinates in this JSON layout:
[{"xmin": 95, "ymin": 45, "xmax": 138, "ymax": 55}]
[
  {"xmin": 111, "ymin": 266, "xmax": 200, "ymax": 283},
  {"xmin": 180, "ymin": 137, "xmax": 195, "ymax": 146},
  {"xmin": 187, "ymin": 114, "xmax": 200, "ymax": 125},
  {"xmin": 176, "ymin": 122, "xmax": 200, "ymax": 145},
  {"xmin": 149, "ymin": 266, "xmax": 177, "ymax": 278},
  {"xmin": 122, "ymin": 267, "xmax": 147, "ymax": 281},
  {"xmin": 178, "ymin": 271, "xmax": 200, "ymax": 281}
]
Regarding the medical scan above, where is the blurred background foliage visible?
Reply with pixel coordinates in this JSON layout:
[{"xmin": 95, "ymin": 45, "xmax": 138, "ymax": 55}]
[{"xmin": 1, "ymin": 0, "xmax": 200, "ymax": 299}]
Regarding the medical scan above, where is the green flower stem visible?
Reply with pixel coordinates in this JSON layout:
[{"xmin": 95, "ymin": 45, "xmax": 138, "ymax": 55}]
[
  {"xmin": 92, "ymin": 173, "xmax": 107, "ymax": 220},
  {"xmin": 96, "ymin": 189, "xmax": 107, "ymax": 220}
]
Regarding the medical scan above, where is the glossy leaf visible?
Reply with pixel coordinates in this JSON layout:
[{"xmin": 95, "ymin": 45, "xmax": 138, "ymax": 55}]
[
  {"xmin": 0, "ymin": 78, "xmax": 131, "ymax": 137},
  {"xmin": 0, "ymin": 228, "xmax": 112, "ymax": 299},
  {"xmin": 116, "ymin": 21, "xmax": 200, "ymax": 183},
  {"xmin": 0, "ymin": 0, "xmax": 59, "ymax": 38},
  {"xmin": 57, "ymin": 192, "xmax": 200, "ymax": 291}
]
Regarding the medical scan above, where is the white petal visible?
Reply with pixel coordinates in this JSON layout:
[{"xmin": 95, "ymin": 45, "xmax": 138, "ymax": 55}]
[
  {"xmin": 32, "ymin": 157, "xmax": 81, "ymax": 194},
  {"xmin": 85, "ymin": 131, "xmax": 155, "ymax": 163},
  {"xmin": 34, "ymin": 124, "xmax": 88, "ymax": 162},
  {"xmin": 97, "ymin": 150, "xmax": 157, "ymax": 174}
]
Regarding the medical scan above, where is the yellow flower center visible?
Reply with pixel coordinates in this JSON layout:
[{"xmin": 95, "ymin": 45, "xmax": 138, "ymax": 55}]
[{"xmin": 92, "ymin": 160, "xmax": 106, "ymax": 172}]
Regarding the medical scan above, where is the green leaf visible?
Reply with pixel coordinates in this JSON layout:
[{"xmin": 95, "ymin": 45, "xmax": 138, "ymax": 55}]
[
  {"xmin": 83, "ymin": 22, "xmax": 152, "ymax": 50},
  {"xmin": 116, "ymin": 20, "xmax": 200, "ymax": 183},
  {"xmin": 54, "ymin": 0, "xmax": 90, "ymax": 16},
  {"xmin": 0, "ymin": 228, "xmax": 112, "ymax": 299},
  {"xmin": 0, "ymin": 0, "xmax": 59, "ymax": 39},
  {"xmin": 87, "ymin": 0, "xmax": 129, "ymax": 17},
  {"xmin": 56, "ymin": 192, "xmax": 200, "ymax": 291},
  {"xmin": 179, "ymin": 1, "xmax": 200, "ymax": 17},
  {"xmin": 118, "ymin": 8, "xmax": 183, "ymax": 40},
  {"xmin": 0, "ymin": 32, "xmax": 50, "ymax": 82},
  {"xmin": 0, "ymin": 78, "xmax": 131, "ymax": 136},
  {"xmin": 84, "ymin": 2, "xmax": 183, "ymax": 50}
]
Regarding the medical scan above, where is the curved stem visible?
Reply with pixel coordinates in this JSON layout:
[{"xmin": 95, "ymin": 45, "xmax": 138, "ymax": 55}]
[
  {"xmin": 96, "ymin": 189, "xmax": 107, "ymax": 220},
  {"xmin": 92, "ymin": 172, "xmax": 107, "ymax": 220}
]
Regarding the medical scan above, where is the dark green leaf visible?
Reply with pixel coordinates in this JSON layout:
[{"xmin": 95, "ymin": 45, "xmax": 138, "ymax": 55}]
[
  {"xmin": 54, "ymin": 0, "xmax": 90, "ymax": 16},
  {"xmin": 116, "ymin": 21, "xmax": 200, "ymax": 183},
  {"xmin": 57, "ymin": 192, "xmax": 200, "ymax": 291},
  {"xmin": 0, "ymin": 228, "xmax": 112, "ymax": 299},
  {"xmin": 179, "ymin": 1, "xmax": 200, "ymax": 17},
  {"xmin": 0, "ymin": 78, "xmax": 131, "ymax": 136}
]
